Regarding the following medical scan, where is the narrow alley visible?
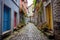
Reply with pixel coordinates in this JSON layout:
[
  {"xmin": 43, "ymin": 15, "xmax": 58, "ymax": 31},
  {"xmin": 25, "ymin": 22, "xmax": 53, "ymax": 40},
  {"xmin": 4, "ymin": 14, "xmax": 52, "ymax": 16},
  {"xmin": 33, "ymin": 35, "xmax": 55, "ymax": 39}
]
[
  {"xmin": 4, "ymin": 23, "xmax": 49, "ymax": 40},
  {"xmin": 1, "ymin": 0, "xmax": 60, "ymax": 40}
]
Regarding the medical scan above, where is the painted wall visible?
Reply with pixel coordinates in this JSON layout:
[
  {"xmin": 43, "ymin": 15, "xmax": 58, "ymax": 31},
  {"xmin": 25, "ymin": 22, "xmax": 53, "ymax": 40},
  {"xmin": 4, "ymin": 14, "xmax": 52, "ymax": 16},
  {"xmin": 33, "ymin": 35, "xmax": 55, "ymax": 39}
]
[
  {"xmin": 43, "ymin": 0, "xmax": 53, "ymax": 31},
  {"xmin": 20, "ymin": 0, "xmax": 28, "ymax": 13},
  {"xmin": 3, "ymin": 5, "xmax": 11, "ymax": 32},
  {"xmin": 2, "ymin": 0, "xmax": 20, "ymax": 33}
]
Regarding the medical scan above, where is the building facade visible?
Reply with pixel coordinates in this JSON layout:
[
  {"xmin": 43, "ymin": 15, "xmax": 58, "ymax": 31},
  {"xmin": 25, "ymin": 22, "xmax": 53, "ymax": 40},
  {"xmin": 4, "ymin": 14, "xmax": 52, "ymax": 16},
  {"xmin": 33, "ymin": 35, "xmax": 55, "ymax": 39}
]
[
  {"xmin": 20, "ymin": 0, "xmax": 28, "ymax": 24},
  {"xmin": 43, "ymin": 0, "xmax": 53, "ymax": 32},
  {"xmin": 33, "ymin": 0, "xmax": 40, "ymax": 25},
  {"xmin": 20, "ymin": 0, "xmax": 28, "ymax": 14},
  {"xmin": 27, "ymin": 4, "xmax": 34, "ymax": 23},
  {"xmin": 44, "ymin": 0, "xmax": 60, "ymax": 39},
  {"xmin": 0, "ymin": 0, "xmax": 20, "ymax": 38},
  {"xmin": 52, "ymin": 0, "xmax": 60, "ymax": 40},
  {"xmin": 33, "ymin": 0, "xmax": 54, "ymax": 39}
]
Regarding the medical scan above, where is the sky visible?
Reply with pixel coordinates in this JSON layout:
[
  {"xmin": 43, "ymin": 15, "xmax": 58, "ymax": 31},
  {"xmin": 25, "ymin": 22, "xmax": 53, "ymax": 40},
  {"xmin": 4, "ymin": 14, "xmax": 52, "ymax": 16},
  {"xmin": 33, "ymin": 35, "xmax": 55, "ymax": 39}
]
[
  {"xmin": 27, "ymin": 0, "xmax": 33, "ymax": 6},
  {"xmin": 27, "ymin": 0, "xmax": 33, "ymax": 17}
]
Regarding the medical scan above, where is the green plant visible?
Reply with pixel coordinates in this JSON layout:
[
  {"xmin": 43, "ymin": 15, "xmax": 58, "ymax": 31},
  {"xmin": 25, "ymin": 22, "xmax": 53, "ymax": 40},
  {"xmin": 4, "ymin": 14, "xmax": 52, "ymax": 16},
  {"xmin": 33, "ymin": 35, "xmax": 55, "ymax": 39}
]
[
  {"xmin": 21, "ymin": 17, "xmax": 25, "ymax": 25},
  {"xmin": 38, "ymin": 1, "xmax": 43, "ymax": 15},
  {"xmin": 33, "ymin": 0, "xmax": 36, "ymax": 7}
]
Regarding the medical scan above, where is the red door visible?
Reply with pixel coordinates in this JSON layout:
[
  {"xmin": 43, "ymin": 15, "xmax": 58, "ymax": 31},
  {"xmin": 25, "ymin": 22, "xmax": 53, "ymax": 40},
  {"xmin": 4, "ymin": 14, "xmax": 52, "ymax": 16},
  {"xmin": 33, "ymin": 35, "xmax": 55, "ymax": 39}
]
[{"xmin": 14, "ymin": 12, "xmax": 17, "ymax": 29}]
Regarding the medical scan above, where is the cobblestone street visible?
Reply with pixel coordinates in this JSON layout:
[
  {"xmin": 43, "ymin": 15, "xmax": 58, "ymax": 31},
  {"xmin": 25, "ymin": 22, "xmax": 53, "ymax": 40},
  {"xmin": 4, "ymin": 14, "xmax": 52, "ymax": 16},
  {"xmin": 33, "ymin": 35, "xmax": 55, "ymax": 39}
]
[
  {"xmin": 0, "ymin": 0, "xmax": 60, "ymax": 40},
  {"xmin": 4, "ymin": 23, "xmax": 49, "ymax": 40}
]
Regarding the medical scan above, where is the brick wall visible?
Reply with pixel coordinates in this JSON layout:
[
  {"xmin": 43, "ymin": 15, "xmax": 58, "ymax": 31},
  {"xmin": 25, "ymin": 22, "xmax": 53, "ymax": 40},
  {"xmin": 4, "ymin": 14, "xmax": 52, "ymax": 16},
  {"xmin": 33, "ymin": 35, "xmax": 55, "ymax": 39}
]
[{"xmin": 52, "ymin": 0, "xmax": 60, "ymax": 40}]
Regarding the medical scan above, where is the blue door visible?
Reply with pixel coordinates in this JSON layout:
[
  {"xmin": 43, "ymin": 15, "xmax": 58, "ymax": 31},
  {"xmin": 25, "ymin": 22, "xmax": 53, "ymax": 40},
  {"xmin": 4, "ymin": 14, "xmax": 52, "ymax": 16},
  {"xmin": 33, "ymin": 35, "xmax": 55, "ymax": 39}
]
[{"xmin": 2, "ymin": 5, "xmax": 11, "ymax": 32}]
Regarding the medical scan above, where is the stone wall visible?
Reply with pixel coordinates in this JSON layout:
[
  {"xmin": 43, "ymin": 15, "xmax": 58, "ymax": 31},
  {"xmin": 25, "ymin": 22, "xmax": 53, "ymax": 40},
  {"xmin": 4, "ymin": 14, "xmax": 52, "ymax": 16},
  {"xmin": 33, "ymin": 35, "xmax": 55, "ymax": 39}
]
[{"xmin": 52, "ymin": 0, "xmax": 60, "ymax": 40}]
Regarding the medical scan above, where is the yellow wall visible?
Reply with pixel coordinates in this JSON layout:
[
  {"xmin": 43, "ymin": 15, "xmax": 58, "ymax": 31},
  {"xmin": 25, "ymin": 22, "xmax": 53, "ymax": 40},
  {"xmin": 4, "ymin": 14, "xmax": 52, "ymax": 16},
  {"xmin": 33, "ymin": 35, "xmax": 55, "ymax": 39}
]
[{"xmin": 46, "ymin": 4, "xmax": 53, "ymax": 30}]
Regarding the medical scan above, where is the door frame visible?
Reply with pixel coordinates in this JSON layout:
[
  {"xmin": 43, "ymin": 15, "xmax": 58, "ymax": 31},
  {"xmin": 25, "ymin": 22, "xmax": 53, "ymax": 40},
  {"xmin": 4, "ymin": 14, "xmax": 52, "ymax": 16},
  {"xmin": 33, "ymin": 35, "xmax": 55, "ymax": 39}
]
[
  {"xmin": 2, "ymin": 4, "xmax": 11, "ymax": 35},
  {"xmin": 14, "ymin": 11, "xmax": 17, "ymax": 29}
]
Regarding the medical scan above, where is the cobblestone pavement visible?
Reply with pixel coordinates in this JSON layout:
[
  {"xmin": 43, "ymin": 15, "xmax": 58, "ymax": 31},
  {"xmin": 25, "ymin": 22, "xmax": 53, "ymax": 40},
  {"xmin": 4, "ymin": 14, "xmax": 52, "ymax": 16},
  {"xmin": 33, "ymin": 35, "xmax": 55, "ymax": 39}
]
[{"xmin": 6, "ymin": 23, "xmax": 49, "ymax": 40}]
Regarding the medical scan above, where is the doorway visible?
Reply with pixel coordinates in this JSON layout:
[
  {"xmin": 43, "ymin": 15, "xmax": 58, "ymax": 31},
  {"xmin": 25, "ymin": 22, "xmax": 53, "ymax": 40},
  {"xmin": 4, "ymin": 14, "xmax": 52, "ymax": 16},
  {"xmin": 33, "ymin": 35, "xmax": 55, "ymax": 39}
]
[
  {"xmin": 14, "ymin": 12, "xmax": 17, "ymax": 29},
  {"xmin": 3, "ymin": 5, "xmax": 11, "ymax": 32}
]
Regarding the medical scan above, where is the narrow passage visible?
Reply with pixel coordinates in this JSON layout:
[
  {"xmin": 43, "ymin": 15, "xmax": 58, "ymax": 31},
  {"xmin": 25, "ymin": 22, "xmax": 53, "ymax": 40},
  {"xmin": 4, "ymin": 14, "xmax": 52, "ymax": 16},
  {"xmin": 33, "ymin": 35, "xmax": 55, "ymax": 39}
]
[{"xmin": 9, "ymin": 23, "xmax": 49, "ymax": 40}]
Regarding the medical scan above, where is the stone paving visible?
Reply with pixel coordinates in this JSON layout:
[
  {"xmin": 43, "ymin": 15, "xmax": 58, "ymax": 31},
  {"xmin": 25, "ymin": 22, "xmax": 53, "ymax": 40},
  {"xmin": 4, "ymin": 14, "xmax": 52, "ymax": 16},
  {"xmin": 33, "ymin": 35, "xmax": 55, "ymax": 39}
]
[{"xmin": 4, "ymin": 23, "xmax": 49, "ymax": 40}]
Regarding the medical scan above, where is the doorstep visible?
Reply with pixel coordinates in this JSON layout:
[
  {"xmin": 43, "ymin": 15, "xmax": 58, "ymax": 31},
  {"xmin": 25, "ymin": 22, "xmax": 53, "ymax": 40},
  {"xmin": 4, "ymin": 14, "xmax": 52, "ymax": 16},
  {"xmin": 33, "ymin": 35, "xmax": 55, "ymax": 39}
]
[{"xmin": 42, "ymin": 31, "xmax": 54, "ymax": 40}]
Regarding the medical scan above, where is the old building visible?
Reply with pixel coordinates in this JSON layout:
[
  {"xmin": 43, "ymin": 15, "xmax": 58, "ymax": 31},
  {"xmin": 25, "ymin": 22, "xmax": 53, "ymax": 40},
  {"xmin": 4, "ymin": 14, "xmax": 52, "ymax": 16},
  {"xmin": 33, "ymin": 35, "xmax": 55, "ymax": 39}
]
[
  {"xmin": 0, "ymin": 0, "xmax": 20, "ymax": 38},
  {"xmin": 33, "ymin": 0, "xmax": 54, "ymax": 39},
  {"xmin": 20, "ymin": 0, "xmax": 28, "ymax": 24},
  {"xmin": 43, "ymin": 0, "xmax": 53, "ymax": 32},
  {"xmin": 20, "ymin": 0, "xmax": 27, "ymax": 14},
  {"xmin": 27, "ymin": 4, "xmax": 34, "ymax": 23},
  {"xmin": 33, "ymin": 0, "xmax": 41, "ymax": 26},
  {"xmin": 52, "ymin": 0, "xmax": 60, "ymax": 40},
  {"xmin": 43, "ymin": 0, "xmax": 60, "ymax": 39}
]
